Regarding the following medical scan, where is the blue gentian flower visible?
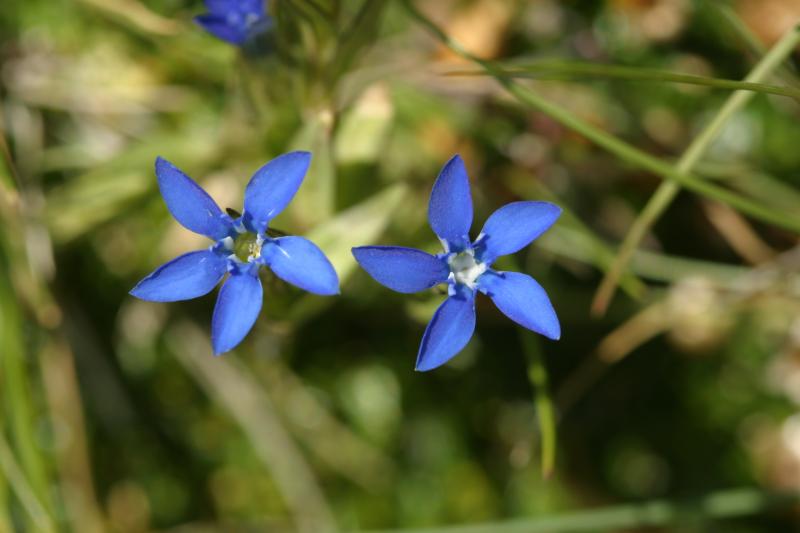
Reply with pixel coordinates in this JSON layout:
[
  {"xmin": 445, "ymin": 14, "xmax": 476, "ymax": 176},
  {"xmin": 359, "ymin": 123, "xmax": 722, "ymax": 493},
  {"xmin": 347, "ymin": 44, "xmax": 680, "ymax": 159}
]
[
  {"xmin": 131, "ymin": 152, "xmax": 339, "ymax": 354},
  {"xmin": 352, "ymin": 155, "xmax": 561, "ymax": 371},
  {"xmin": 195, "ymin": 0, "xmax": 271, "ymax": 46}
]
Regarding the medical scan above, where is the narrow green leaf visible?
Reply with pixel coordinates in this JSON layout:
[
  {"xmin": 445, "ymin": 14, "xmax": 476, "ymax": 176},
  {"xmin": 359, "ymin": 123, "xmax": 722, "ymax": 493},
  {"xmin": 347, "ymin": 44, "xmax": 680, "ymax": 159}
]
[
  {"xmin": 0, "ymin": 273, "xmax": 56, "ymax": 531},
  {"xmin": 400, "ymin": 0, "xmax": 800, "ymax": 237},
  {"xmin": 448, "ymin": 61, "xmax": 800, "ymax": 101},
  {"xmin": 592, "ymin": 22, "xmax": 800, "ymax": 315},
  {"xmin": 0, "ymin": 435, "xmax": 56, "ymax": 533},
  {"xmin": 521, "ymin": 331, "xmax": 556, "ymax": 479},
  {"xmin": 361, "ymin": 488, "xmax": 800, "ymax": 533}
]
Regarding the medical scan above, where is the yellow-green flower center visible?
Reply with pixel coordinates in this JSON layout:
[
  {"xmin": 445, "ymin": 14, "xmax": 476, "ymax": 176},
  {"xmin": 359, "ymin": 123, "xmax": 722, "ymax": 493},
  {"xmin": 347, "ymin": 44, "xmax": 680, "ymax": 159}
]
[{"xmin": 233, "ymin": 232, "xmax": 262, "ymax": 262}]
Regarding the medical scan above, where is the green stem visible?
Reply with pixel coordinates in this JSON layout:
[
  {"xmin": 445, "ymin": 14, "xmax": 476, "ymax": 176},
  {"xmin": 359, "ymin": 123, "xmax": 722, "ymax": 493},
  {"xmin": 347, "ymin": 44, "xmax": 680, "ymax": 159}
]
[
  {"xmin": 520, "ymin": 333, "xmax": 556, "ymax": 478},
  {"xmin": 0, "ymin": 124, "xmax": 57, "ymax": 529},
  {"xmin": 591, "ymin": 23, "xmax": 800, "ymax": 314},
  {"xmin": 707, "ymin": 0, "xmax": 800, "ymax": 86},
  {"xmin": 360, "ymin": 488, "xmax": 799, "ymax": 533},
  {"xmin": 0, "ymin": 270, "xmax": 56, "ymax": 531},
  {"xmin": 449, "ymin": 61, "xmax": 800, "ymax": 101},
  {"xmin": 0, "ymin": 433, "xmax": 56, "ymax": 533},
  {"xmin": 400, "ymin": 1, "xmax": 800, "ymax": 235},
  {"xmin": 0, "ymin": 438, "xmax": 10, "ymax": 533}
]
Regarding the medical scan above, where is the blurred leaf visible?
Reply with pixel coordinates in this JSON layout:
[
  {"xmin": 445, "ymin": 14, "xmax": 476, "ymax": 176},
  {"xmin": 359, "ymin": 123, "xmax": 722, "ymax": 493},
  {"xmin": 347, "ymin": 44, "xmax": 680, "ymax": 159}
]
[
  {"xmin": 288, "ymin": 183, "xmax": 406, "ymax": 321},
  {"xmin": 0, "ymin": 434, "xmax": 55, "ymax": 533},
  {"xmin": 333, "ymin": 0, "xmax": 389, "ymax": 80},
  {"xmin": 306, "ymin": 183, "xmax": 406, "ymax": 284},
  {"xmin": 288, "ymin": 114, "xmax": 336, "ymax": 225},
  {"xmin": 334, "ymin": 84, "xmax": 394, "ymax": 164},
  {"xmin": 75, "ymin": 0, "xmax": 182, "ymax": 36},
  {"xmin": 362, "ymin": 488, "xmax": 800, "ymax": 532},
  {"xmin": 170, "ymin": 323, "xmax": 338, "ymax": 533},
  {"xmin": 46, "ymin": 126, "xmax": 219, "ymax": 243}
]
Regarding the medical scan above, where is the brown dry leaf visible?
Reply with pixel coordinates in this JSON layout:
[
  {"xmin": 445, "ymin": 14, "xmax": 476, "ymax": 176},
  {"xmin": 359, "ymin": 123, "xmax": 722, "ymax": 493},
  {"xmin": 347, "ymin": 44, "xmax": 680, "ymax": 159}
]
[
  {"xmin": 610, "ymin": 0, "xmax": 691, "ymax": 43},
  {"xmin": 421, "ymin": 0, "xmax": 514, "ymax": 62},
  {"xmin": 737, "ymin": 0, "xmax": 800, "ymax": 46}
]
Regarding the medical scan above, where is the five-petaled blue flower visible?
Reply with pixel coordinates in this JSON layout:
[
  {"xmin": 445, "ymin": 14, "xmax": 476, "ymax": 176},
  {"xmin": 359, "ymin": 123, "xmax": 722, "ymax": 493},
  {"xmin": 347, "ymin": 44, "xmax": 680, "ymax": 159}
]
[
  {"xmin": 130, "ymin": 152, "xmax": 339, "ymax": 354},
  {"xmin": 195, "ymin": 0, "xmax": 271, "ymax": 46},
  {"xmin": 352, "ymin": 155, "xmax": 561, "ymax": 371}
]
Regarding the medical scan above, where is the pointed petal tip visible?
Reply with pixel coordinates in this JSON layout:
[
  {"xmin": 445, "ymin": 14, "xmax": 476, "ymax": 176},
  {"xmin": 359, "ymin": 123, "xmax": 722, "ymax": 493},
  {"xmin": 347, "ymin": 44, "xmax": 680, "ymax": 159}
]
[
  {"xmin": 128, "ymin": 286, "xmax": 153, "ymax": 301},
  {"xmin": 546, "ymin": 327, "xmax": 561, "ymax": 341},
  {"xmin": 213, "ymin": 346, "xmax": 230, "ymax": 357},
  {"xmin": 154, "ymin": 156, "xmax": 168, "ymax": 173}
]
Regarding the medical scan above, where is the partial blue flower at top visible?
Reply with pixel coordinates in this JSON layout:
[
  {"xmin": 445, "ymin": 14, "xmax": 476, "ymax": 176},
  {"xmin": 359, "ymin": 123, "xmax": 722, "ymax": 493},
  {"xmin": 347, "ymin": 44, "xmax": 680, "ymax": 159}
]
[
  {"xmin": 195, "ymin": 0, "xmax": 271, "ymax": 46},
  {"xmin": 131, "ymin": 152, "xmax": 339, "ymax": 355},
  {"xmin": 352, "ymin": 155, "xmax": 561, "ymax": 372}
]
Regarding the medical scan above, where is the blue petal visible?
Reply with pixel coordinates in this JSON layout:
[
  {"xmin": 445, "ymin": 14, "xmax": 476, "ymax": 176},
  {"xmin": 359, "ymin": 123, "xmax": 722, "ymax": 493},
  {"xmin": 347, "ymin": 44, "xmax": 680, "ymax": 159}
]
[
  {"xmin": 205, "ymin": 0, "xmax": 264, "ymax": 16},
  {"xmin": 194, "ymin": 14, "xmax": 248, "ymax": 45},
  {"xmin": 155, "ymin": 157, "xmax": 231, "ymax": 239},
  {"xmin": 242, "ymin": 152, "xmax": 311, "ymax": 232},
  {"xmin": 261, "ymin": 236, "xmax": 339, "ymax": 295},
  {"xmin": 211, "ymin": 270, "xmax": 263, "ymax": 354},
  {"xmin": 475, "ymin": 201, "xmax": 561, "ymax": 264},
  {"xmin": 415, "ymin": 287, "xmax": 476, "ymax": 372},
  {"xmin": 352, "ymin": 246, "xmax": 449, "ymax": 294},
  {"xmin": 477, "ymin": 270, "xmax": 560, "ymax": 340},
  {"xmin": 130, "ymin": 250, "xmax": 226, "ymax": 302},
  {"xmin": 428, "ymin": 155, "xmax": 473, "ymax": 252},
  {"xmin": 242, "ymin": 0, "xmax": 266, "ymax": 16}
]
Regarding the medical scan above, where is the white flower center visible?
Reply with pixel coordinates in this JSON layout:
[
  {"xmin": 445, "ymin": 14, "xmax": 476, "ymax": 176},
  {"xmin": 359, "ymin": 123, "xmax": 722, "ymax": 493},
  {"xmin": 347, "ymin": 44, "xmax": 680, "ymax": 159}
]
[{"xmin": 448, "ymin": 250, "xmax": 486, "ymax": 289}]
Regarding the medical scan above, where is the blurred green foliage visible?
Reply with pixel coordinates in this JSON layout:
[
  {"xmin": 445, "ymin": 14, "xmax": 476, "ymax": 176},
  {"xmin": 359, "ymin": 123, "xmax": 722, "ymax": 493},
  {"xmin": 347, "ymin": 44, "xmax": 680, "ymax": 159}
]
[{"xmin": 1, "ymin": 0, "xmax": 800, "ymax": 531}]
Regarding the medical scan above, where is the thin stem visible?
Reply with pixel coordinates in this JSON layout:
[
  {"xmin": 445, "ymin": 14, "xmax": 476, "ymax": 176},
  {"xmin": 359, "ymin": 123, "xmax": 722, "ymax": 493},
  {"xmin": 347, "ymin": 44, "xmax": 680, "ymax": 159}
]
[
  {"xmin": 0, "ymin": 416, "xmax": 11, "ymax": 533},
  {"xmin": 401, "ymin": 1, "xmax": 800, "ymax": 235},
  {"xmin": 591, "ymin": 23, "xmax": 800, "ymax": 315},
  {"xmin": 448, "ymin": 62, "xmax": 800, "ymax": 101},
  {"xmin": 520, "ymin": 332, "xmax": 556, "ymax": 478},
  {"xmin": 707, "ymin": 0, "xmax": 800, "ymax": 86},
  {"xmin": 0, "ymin": 433, "xmax": 56, "ymax": 533},
  {"xmin": 359, "ymin": 488, "xmax": 799, "ymax": 533},
  {"xmin": 0, "ymin": 275, "xmax": 56, "ymax": 528}
]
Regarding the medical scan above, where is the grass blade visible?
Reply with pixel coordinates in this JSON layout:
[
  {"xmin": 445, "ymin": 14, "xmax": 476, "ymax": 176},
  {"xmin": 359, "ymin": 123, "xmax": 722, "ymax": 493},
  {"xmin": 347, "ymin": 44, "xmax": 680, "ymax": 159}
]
[
  {"xmin": 448, "ymin": 61, "xmax": 800, "ymax": 100},
  {"xmin": 521, "ymin": 332, "xmax": 556, "ymax": 478},
  {"xmin": 591, "ymin": 23, "xmax": 800, "ymax": 315},
  {"xmin": 360, "ymin": 488, "xmax": 800, "ymax": 533},
  {"xmin": 0, "ymin": 435, "xmax": 56, "ymax": 533},
  {"xmin": 400, "ymin": 1, "xmax": 800, "ymax": 237}
]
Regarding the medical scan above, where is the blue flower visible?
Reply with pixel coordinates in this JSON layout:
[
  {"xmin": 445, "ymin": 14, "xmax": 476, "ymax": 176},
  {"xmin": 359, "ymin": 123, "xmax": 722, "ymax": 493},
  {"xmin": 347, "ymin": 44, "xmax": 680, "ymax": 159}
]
[
  {"xmin": 131, "ymin": 152, "xmax": 339, "ymax": 354},
  {"xmin": 194, "ymin": 0, "xmax": 271, "ymax": 46},
  {"xmin": 352, "ymin": 155, "xmax": 561, "ymax": 371}
]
